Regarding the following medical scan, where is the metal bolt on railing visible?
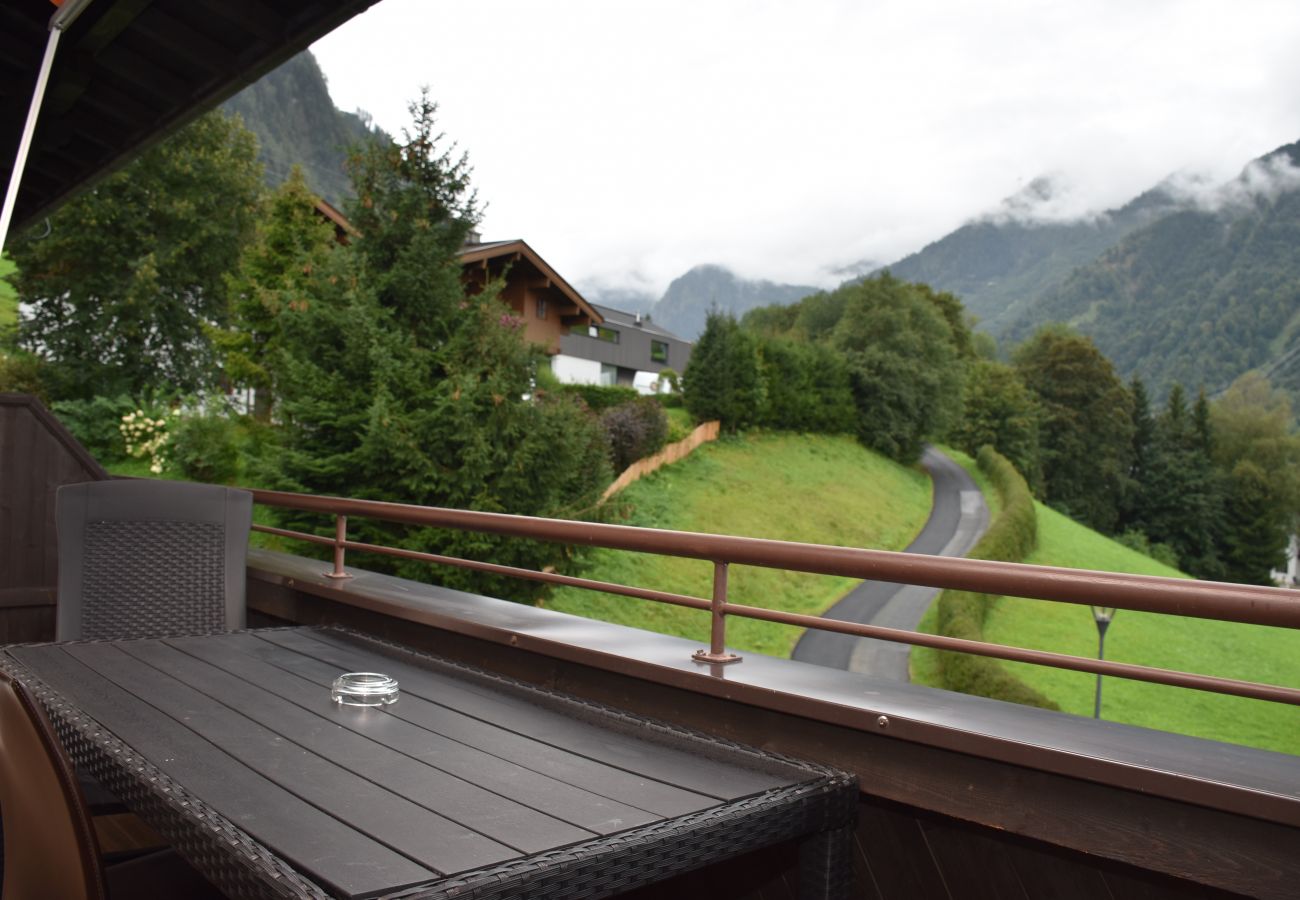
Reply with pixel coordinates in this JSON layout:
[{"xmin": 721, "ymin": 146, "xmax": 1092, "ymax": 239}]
[
  {"xmin": 693, "ymin": 561, "xmax": 742, "ymax": 665},
  {"xmin": 325, "ymin": 515, "xmax": 353, "ymax": 580}
]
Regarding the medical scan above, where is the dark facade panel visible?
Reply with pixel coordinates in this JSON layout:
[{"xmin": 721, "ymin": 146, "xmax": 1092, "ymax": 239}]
[{"xmin": 559, "ymin": 324, "xmax": 692, "ymax": 374}]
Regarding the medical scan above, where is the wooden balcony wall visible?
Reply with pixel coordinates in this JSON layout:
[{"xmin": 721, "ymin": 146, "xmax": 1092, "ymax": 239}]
[
  {"xmin": 247, "ymin": 550, "xmax": 1297, "ymax": 900},
  {"xmin": 2, "ymin": 399, "xmax": 1292, "ymax": 898},
  {"xmin": 0, "ymin": 394, "xmax": 108, "ymax": 643}
]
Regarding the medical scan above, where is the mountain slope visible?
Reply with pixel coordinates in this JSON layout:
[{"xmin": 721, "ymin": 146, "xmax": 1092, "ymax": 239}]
[
  {"xmin": 652, "ymin": 264, "xmax": 819, "ymax": 339},
  {"xmin": 884, "ymin": 181, "xmax": 1180, "ymax": 333},
  {"xmin": 1002, "ymin": 141, "xmax": 1300, "ymax": 396},
  {"xmin": 221, "ymin": 51, "xmax": 386, "ymax": 206}
]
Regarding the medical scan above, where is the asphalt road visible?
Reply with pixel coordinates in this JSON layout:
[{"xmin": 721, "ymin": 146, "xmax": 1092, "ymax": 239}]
[{"xmin": 790, "ymin": 446, "xmax": 989, "ymax": 678}]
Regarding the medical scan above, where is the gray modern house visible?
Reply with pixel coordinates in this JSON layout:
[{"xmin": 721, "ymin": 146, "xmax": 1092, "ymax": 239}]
[{"xmin": 553, "ymin": 305, "xmax": 692, "ymax": 392}]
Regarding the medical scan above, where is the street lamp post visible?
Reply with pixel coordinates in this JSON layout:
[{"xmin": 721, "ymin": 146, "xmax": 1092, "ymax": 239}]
[{"xmin": 1090, "ymin": 606, "xmax": 1117, "ymax": 719}]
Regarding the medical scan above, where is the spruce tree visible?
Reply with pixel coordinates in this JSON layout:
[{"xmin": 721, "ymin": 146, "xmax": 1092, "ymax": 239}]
[
  {"xmin": 272, "ymin": 93, "xmax": 609, "ymax": 602},
  {"xmin": 1130, "ymin": 385, "xmax": 1223, "ymax": 577},
  {"xmin": 683, "ymin": 312, "xmax": 764, "ymax": 430},
  {"xmin": 218, "ymin": 168, "xmax": 338, "ymax": 420},
  {"xmin": 1220, "ymin": 461, "xmax": 1287, "ymax": 585},
  {"xmin": 1119, "ymin": 376, "xmax": 1156, "ymax": 531}
]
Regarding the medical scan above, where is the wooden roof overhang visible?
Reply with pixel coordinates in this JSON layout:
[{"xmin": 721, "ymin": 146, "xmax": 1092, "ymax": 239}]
[
  {"xmin": 1, "ymin": 0, "xmax": 383, "ymax": 237},
  {"xmin": 313, "ymin": 196, "xmax": 358, "ymax": 244},
  {"xmin": 459, "ymin": 239, "xmax": 603, "ymax": 328}
]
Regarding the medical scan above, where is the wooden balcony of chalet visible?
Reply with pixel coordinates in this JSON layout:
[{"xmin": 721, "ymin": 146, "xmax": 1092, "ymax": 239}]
[{"xmin": 4, "ymin": 391, "xmax": 1299, "ymax": 899}]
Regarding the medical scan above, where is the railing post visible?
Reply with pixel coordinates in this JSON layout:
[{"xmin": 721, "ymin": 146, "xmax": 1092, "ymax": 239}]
[
  {"xmin": 325, "ymin": 515, "xmax": 353, "ymax": 580},
  {"xmin": 693, "ymin": 561, "xmax": 741, "ymax": 665}
]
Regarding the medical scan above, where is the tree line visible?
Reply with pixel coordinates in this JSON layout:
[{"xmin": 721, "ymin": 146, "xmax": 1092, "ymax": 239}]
[{"xmin": 683, "ymin": 281, "xmax": 1300, "ymax": 586}]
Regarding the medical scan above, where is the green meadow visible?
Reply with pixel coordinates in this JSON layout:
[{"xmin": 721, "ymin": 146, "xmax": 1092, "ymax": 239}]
[
  {"xmin": 544, "ymin": 432, "xmax": 932, "ymax": 657},
  {"xmin": 916, "ymin": 498, "xmax": 1300, "ymax": 754}
]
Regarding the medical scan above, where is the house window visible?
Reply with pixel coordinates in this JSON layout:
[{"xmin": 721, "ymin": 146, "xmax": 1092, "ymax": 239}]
[
  {"xmin": 651, "ymin": 340, "xmax": 669, "ymax": 363},
  {"xmin": 589, "ymin": 326, "xmax": 619, "ymax": 344},
  {"xmin": 535, "ymin": 297, "xmax": 547, "ymax": 319}
]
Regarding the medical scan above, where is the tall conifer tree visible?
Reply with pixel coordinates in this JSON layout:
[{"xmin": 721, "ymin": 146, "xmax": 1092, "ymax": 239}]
[{"xmin": 272, "ymin": 92, "xmax": 609, "ymax": 601}]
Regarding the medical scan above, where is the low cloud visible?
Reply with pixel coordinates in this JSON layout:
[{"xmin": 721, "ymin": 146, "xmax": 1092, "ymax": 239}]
[
  {"xmin": 977, "ymin": 173, "xmax": 1118, "ymax": 227},
  {"xmin": 1162, "ymin": 153, "xmax": 1300, "ymax": 213}
]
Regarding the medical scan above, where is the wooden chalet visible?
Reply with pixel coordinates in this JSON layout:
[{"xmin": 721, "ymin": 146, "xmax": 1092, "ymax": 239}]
[{"xmin": 459, "ymin": 235, "xmax": 602, "ymax": 354}]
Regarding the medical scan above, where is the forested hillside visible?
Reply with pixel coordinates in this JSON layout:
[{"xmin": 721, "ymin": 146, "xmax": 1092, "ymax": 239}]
[
  {"xmin": 883, "ymin": 184, "xmax": 1180, "ymax": 332},
  {"xmin": 221, "ymin": 51, "xmax": 386, "ymax": 206},
  {"xmin": 1002, "ymin": 141, "xmax": 1300, "ymax": 398}
]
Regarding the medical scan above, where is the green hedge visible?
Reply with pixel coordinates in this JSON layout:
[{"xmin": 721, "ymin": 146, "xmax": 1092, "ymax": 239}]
[
  {"xmin": 553, "ymin": 383, "xmax": 640, "ymax": 412},
  {"xmin": 933, "ymin": 446, "xmax": 1058, "ymax": 710}
]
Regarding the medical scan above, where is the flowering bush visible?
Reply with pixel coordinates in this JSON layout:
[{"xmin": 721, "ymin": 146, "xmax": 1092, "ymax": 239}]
[{"xmin": 120, "ymin": 409, "xmax": 173, "ymax": 474}]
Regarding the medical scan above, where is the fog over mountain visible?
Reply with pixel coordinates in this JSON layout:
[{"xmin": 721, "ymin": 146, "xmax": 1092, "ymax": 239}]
[
  {"xmin": 876, "ymin": 178, "xmax": 1185, "ymax": 333},
  {"xmin": 999, "ymin": 139, "xmax": 1300, "ymax": 398}
]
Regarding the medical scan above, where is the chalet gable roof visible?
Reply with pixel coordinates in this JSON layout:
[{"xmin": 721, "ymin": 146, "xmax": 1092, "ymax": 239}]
[{"xmin": 459, "ymin": 239, "xmax": 602, "ymax": 325}]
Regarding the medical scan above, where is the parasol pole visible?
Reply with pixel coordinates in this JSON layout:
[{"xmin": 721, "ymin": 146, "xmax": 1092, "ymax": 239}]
[{"xmin": 0, "ymin": 0, "xmax": 96, "ymax": 255}]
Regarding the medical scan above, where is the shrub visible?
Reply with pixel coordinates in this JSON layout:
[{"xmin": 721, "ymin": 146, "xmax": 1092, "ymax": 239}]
[
  {"xmin": 1116, "ymin": 529, "xmax": 1181, "ymax": 570},
  {"xmin": 119, "ymin": 406, "xmax": 176, "ymax": 475},
  {"xmin": 0, "ymin": 351, "xmax": 50, "ymax": 402},
  {"xmin": 50, "ymin": 393, "xmax": 138, "ymax": 462},
  {"xmin": 554, "ymin": 383, "xmax": 639, "ymax": 412},
  {"xmin": 933, "ymin": 446, "xmax": 1058, "ymax": 710},
  {"xmin": 601, "ymin": 397, "xmax": 669, "ymax": 471},
  {"xmin": 171, "ymin": 410, "xmax": 242, "ymax": 483},
  {"xmin": 758, "ymin": 337, "xmax": 855, "ymax": 434},
  {"xmin": 664, "ymin": 408, "xmax": 693, "ymax": 444}
]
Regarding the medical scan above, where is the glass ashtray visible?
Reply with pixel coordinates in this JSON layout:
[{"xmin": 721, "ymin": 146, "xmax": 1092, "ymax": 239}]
[{"xmin": 331, "ymin": 672, "xmax": 399, "ymax": 706}]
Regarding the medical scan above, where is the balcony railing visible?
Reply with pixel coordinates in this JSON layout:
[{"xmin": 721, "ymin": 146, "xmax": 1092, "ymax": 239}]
[{"xmin": 248, "ymin": 487, "xmax": 1300, "ymax": 707}]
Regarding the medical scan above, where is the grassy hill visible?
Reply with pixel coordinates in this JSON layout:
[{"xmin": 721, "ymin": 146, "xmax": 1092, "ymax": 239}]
[
  {"xmin": 543, "ymin": 432, "xmax": 932, "ymax": 657},
  {"xmin": 919, "ymin": 501, "xmax": 1300, "ymax": 754}
]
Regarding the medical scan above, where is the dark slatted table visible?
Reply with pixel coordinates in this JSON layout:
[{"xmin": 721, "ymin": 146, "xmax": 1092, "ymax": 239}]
[{"xmin": 1, "ymin": 626, "xmax": 855, "ymax": 899}]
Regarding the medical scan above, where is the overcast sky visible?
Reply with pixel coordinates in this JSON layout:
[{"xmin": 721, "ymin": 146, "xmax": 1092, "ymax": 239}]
[{"xmin": 312, "ymin": 0, "xmax": 1300, "ymax": 297}]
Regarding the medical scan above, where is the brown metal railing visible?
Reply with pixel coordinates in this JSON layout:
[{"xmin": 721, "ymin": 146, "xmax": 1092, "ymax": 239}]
[{"xmin": 248, "ymin": 487, "xmax": 1300, "ymax": 706}]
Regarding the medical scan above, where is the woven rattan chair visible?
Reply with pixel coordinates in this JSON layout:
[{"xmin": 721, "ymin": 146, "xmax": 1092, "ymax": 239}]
[
  {"xmin": 0, "ymin": 671, "xmax": 223, "ymax": 899},
  {"xmin": 56, "ymin": 480, "xmax": 252, "ymax": 641}
]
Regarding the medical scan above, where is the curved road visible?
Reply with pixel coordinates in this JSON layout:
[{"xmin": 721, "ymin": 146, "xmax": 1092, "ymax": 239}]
[{"xmin": 790, "ymin": 447, "xmax": 989, "ymax": 679}]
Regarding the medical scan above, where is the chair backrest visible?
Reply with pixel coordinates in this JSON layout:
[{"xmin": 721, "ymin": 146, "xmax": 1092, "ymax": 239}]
[
  {"xmin": 0, "ymin": 671, "xmax": 106, "ymax": 900},
  {"xmin": 56, "ymin": 480, "xmax": 253, "ymax": 641}
]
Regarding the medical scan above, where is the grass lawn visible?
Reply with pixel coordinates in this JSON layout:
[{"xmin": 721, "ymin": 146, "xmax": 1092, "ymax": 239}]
[
  {"xmin": 544, "ymin": 432, "xmax": 932, "ymax": 657},
  {"xmin": 920, "ymin": 499, "xmax": 1300, "ymax": 754}
]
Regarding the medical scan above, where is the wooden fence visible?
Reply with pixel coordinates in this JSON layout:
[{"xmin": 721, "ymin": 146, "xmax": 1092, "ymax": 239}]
[{"xmin": 600, "ymin": 420, "xmax": 720, "ymax": 503}]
